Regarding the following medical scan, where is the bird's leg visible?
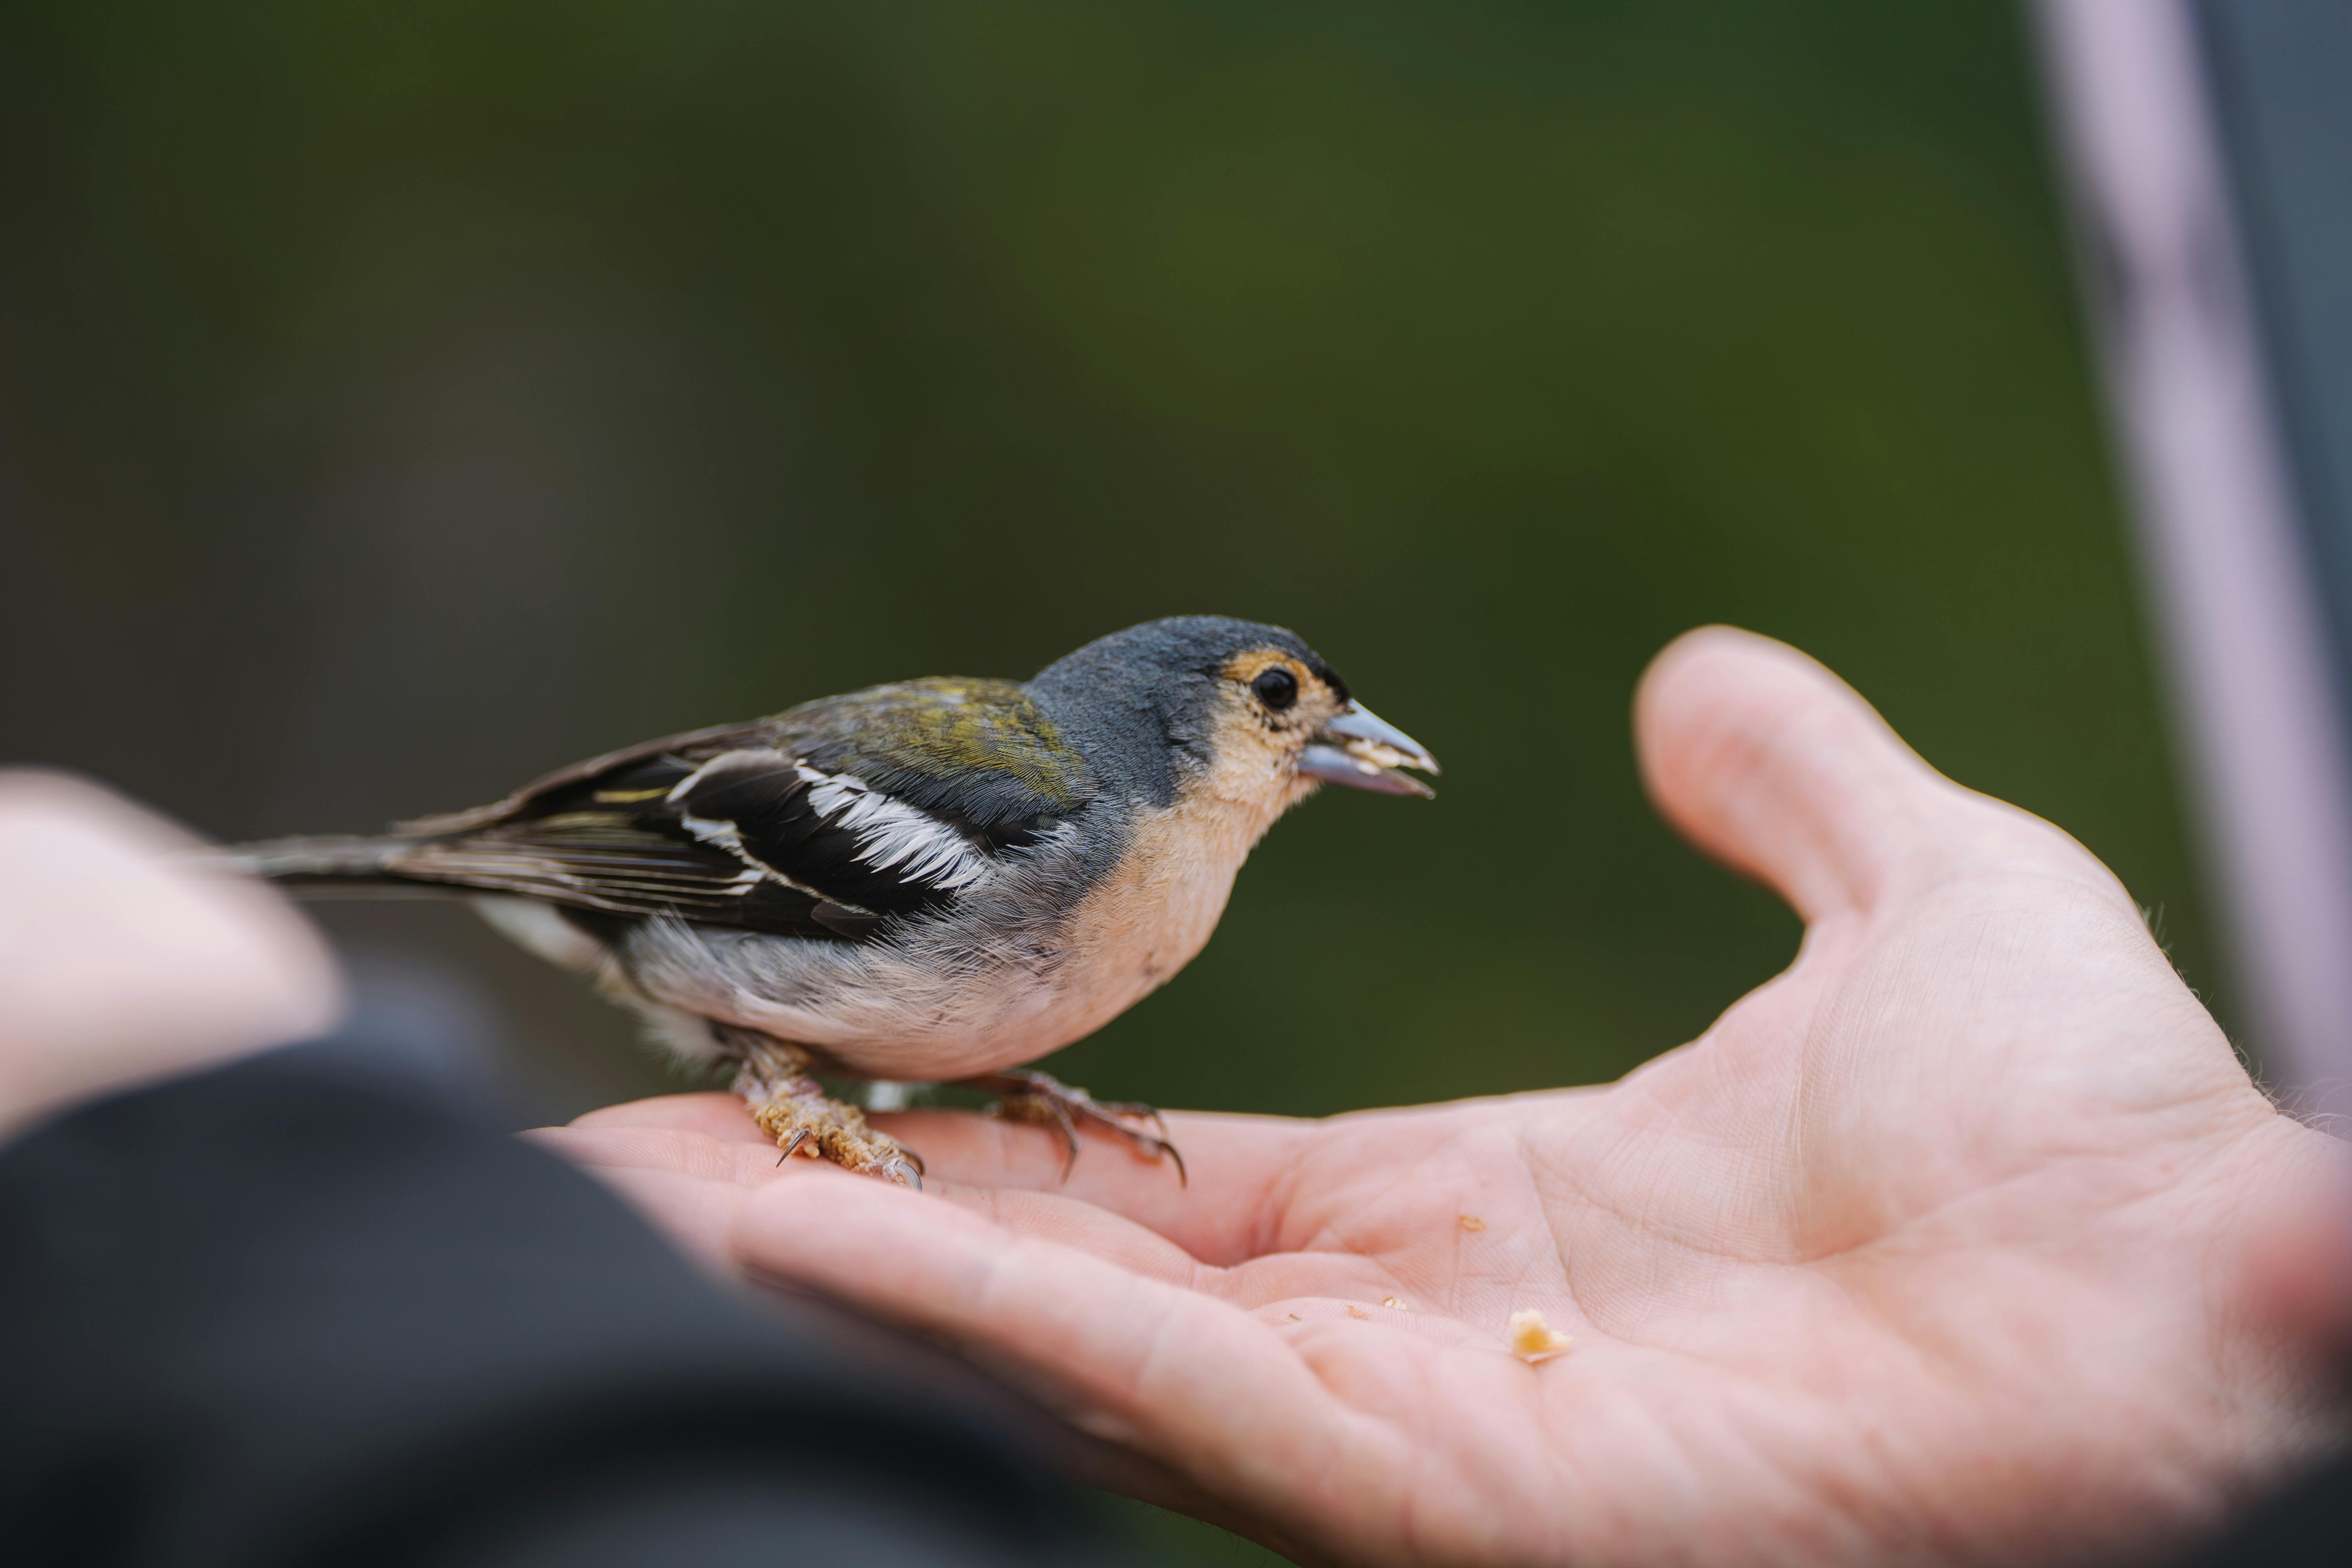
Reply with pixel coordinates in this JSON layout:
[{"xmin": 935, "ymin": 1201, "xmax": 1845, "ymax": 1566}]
[
  {"xmin": 719, "ymin": 1027, "xmax": 923, "ymax": 1189},
  {"xmin": 957, "ymin": 1068, "xmax": 1186, "ymax": 1185}
]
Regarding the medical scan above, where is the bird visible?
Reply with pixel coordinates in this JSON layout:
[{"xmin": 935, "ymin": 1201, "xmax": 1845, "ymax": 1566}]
[{"xmin": 230, "ymin": 616, "xmax": 1437, "ymax": 1185}]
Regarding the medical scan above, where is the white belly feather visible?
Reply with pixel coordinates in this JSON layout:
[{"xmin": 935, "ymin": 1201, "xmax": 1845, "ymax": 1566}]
[{"xmin": 474, "ymin": 750, "xmax": 1308, "ymax": 1080}]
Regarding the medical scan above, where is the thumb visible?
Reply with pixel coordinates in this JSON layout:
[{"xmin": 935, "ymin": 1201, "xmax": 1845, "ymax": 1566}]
[{"xmin": 1633, "ymin": 627, "xmax": 2107, "ymax": 924}]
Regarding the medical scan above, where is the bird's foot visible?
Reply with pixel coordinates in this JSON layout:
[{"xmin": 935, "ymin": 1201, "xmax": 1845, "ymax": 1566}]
[
  {"xmin": 732, "ymin": 1053, "xmax": 924, "ymax": 1189},
  {"xmin": 960, "ymin": 1068, "xmax": 1186, "ymax": 1185}
]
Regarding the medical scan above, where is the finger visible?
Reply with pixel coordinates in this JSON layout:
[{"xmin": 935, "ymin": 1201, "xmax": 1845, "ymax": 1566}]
[
  {"xmin": 0, "ymin": 769, "xmax": 343, "ymax": 1135},
  {"xmin": 939, "ymin": 1180, "xmax": 1392, "ymax": 1311},
  {"xmin": 870, "ymin": 1106, "xmax": 1316, "ymax": 1266},
  {"xmin": 1633, "ymin": 627, "xmax": 2122, "ymax": 922},
  {"xmin": 567, "ymin": 1091, "xmax": 771, "ymax": 1144},
  {"xmin": 539, "ymin": 1109, "xmax": 1364, "ymax": 1304},
  {"xmin": 555, "ymin": 1095, "xmax": 1334, "ymax": 1271},
  {"xmin": 732, "ymin": 1170, "xmax": 1346, "ymax": 1506},
  {"xmin": 546, "ymin": 1114, "xmax": 1393, "ymax": 1308},
  {"xmin": 565, "ymin": 1092, "xmax": 1327, "ymax": 1270},
  {"xmin": 557, "ymin": 1100, "xmax": 1336, "ymax": 1279},
  {"xmin": 529, "ymin": 1122, "xmax": 790, "ymax": 1188},
  {"xmin": 949, "ymin": 1183, "xmax": 1234, "ymax": 1290}
]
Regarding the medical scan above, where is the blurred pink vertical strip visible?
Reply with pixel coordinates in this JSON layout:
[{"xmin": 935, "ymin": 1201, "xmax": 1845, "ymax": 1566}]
[{"xmin": 2032, "ymin": 0, "xmax": 2352, "ymax": 1118}]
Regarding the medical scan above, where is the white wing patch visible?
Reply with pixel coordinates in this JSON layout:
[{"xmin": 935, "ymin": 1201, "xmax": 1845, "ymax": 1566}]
[{"xmin": 798, "ymin": 766, "xmax": 989, "ymax": 891}]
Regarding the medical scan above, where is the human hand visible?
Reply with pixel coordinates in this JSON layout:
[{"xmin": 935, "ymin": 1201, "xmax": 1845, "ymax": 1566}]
[
  {"xmin": 541, "ymin": 629, "xmax": 2349, "ymax": 1567},
  {"xmin": 0, "ymin": 770, "xmax": 343, "ymax": 1139}
]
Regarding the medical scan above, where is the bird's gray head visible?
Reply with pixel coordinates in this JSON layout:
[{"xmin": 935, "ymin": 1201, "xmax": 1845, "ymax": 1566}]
[{"xmin": 1027, "ymin": 615, "xmax": 1437, "ymax": 809}]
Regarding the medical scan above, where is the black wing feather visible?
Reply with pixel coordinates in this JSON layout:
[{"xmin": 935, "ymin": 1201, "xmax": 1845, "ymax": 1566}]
[
  {"xmin": 393, "ymin": 720, "xmax": 774, "ymax": 835},
  {"xmin": 347, "ymin": 681, "xmax": 1094, "ymax": 944},
  {"xmin": 668, "ymin": 748, "xmax": 967, "ymax": 921}
]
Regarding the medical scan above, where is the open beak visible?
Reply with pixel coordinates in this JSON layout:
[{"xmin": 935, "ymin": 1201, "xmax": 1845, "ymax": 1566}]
[{"xmin": 1301, "ymin": 702, "xmax": 1440, "ymax": 799}]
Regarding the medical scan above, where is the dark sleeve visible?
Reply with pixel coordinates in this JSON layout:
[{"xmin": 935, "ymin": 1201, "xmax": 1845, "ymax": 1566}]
[
  {"xmin": 0, "ymin": 1048, "xmax": 1128, "ymax": 1568},
  {"xmin": 2178, "ymin": 1448, "xmax": 2352, "ymax": 1568}
]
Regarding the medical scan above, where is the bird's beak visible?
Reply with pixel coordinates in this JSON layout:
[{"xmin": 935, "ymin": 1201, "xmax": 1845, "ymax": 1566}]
[{"xmin": 1301, "ymin": 702, "xmax": 1440, "ymax": 799}]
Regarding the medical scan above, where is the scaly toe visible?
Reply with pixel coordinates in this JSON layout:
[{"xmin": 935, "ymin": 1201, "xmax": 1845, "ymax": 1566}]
[
  {"xmin": 964, "ymin": 1069, "xmax": 1186, "ymax": 1183},
  {"xmin": 748, "ymin": 1085, "xmax": 923, "ymax": 1187}
]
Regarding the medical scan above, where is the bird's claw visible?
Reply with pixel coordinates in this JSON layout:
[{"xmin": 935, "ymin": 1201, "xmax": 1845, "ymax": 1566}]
[
  {"xmin": 734, "ymin": 1048, "xmax": 926, "ymax": 1188},
  {"xmin": 964, "ymin": 1069, "xmax": 1187, "ymax": 1185}
]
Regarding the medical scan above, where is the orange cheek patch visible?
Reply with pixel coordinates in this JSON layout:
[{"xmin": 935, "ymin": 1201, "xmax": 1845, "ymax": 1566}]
[{"xmin": 1218, "ymin": 651, "xmax": 1343, "ymax": 734}]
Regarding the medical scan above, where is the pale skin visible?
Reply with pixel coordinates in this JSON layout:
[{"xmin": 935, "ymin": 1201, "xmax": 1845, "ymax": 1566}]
[
  {"xmin": 0, "ymin": 771, "xmax": 341, "ymax": 1139},
  {"xmin": 538, "ymin": 628, "xmax": 2351, "ymax": 1568},
  {"xmin": 4, "ymin": 631, "xmax": 2346, "ymax": 1567}
]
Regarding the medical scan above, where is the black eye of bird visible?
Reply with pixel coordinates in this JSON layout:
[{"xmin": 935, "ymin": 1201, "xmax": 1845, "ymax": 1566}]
[{"xmin": 1251, "ymin": 667, "xmax": 1299, "ymax": 710}]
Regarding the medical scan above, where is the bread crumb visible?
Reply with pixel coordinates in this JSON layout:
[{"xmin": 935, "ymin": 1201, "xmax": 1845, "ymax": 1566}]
[
  {"xmin": 1459, "ymin": 1214, "xmax": 1486, "ymax": 1231},
  {"xmin": 1508, "ymin": 1308, "xmax": 1572, "ymax": 1362},
  {"xmin": 1283, "ymin": 1312, "xmax": 1301, "ymax": 1323},
  {"xmin": 1346, "ymin": 1303, "xmax": 1371, "ymax": 1319},
  {"xmin": 1381, "ymin": 1296, "xmax": 1406, "ymax": 1311}
]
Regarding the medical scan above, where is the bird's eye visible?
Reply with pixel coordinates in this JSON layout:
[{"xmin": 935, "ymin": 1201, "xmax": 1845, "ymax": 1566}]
[{"xmin": 1251, "ymin": 668, "xmax": 1299, "ymax": 710}]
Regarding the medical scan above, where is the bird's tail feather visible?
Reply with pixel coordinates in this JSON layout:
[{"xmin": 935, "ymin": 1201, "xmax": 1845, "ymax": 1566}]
[{"xmin": 218, "ymin": 835, "xmax": 449, "ymax": 898}]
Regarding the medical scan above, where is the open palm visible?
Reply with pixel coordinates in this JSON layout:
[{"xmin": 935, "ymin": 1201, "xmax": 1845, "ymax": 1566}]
[{"xmin": 541, "ymin": 629, "xmax": 2339, "ymax": 1567}]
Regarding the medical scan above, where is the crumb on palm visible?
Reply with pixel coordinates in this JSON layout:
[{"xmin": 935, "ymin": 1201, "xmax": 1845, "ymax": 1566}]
[
  {"xmin": 1346, "ymin": 1304, "xmax": 1370, "ymax": 1319},
  {"xmin": 1508, "ymin": 1309, "xmax": 1572, "ymax": 1362},
  {"xmin": 1459, "ymin": 1214, "xmax": 1485, "ymax": 1231}
]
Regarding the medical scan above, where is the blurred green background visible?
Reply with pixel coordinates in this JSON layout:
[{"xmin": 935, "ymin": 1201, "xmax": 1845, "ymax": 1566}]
[{"xmin": 0, "ymin": 1, "xmax": 2218, "ymax": 1561}]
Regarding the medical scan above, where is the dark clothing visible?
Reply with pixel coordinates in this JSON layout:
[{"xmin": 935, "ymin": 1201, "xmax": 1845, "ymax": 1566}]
[
  {"xmin": 2181, "ymin": 1447, "xmax": 2352, "ymax": 1568},
  {"xmin": 0, "ymin": 1048, "xmax": 1122, "ymax": 1568}
]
